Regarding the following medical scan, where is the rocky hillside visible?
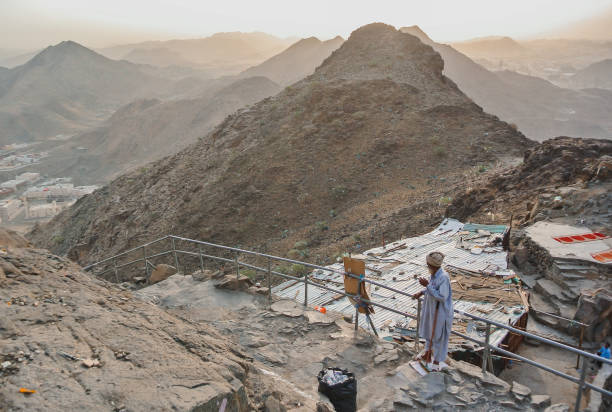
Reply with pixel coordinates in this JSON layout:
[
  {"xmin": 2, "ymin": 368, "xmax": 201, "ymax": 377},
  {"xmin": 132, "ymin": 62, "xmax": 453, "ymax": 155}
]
[
  {"xmin": 0, "ymin": 234, "xmax": 253, "ymax": 411},
  {"xmin": 569, "ymin": 59, "xmax": 612, "ymax": 90},
  {"xmin": 47, "ymin": 76, "xmax": 281, "ymax": 184},
  {"xmin": 241, "ymin": 36, "xmax": 344, "ymax": 86},
  {"xmin": 0, "ymin": 41, "xmax": 171, "ymax": 143},
  {"xmin": 447, "ymin": 137, "xmax": 612, "ymax": 232},
  {"xmin": 401, "ymin": 26, "xmax": 612, "ymax": 141},
  {"xmin": 30, "ymin": 23, "xmax": 532, "ymax": 267}
]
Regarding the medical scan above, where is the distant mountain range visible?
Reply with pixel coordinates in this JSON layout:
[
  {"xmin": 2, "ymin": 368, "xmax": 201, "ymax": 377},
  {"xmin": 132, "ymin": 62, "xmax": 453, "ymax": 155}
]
[
  {"xmin": 52, "ymin": 76, "xmax": 281, "ymax": 183},
  {"xmin": 569, "ymin": 59, "xmax": 612, "ymax": 90},
  {"xmin": 401, "ymin": 26, "xmax": 612, "ymax": 141},
  {"xmin": 0, "ymin": 41, "xmax": 173, "ymax": 144},
  {"xmin": 97, "ymin": 32, "xmax": 296, "ymax": 76},
  {"xmin": 240, "ymin": 36, "xmax": 344, "ymax": 86}
]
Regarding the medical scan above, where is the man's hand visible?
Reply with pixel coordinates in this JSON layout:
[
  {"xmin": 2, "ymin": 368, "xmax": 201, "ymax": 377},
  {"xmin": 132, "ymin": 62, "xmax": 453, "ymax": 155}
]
[
  {"xmin": 418, "ymin": 277, "xmax": 429, "ymax": 287},
  {"xmin": 412, "ymin": 291, "xmax": 423, "ymax": 300}
]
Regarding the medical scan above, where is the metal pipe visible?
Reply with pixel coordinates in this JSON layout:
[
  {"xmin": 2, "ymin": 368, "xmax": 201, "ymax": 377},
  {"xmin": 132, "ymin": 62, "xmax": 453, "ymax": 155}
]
[
  {"xmin": 198, "ymin": 244, "xmax": 205, "ymax": 274},
  {"xmin": 576, "ymin": 325, "xmax": 584, "ymax": 369},
  {"xmin": 482, "ymin": 323, "xmax": 491, "ymax": 373},
  {"xmin": 453, "ymin": 330, "xmax": 612, "ymax": 397},
  {"xmin": 575, "ymin": 355, "xmax": 586, "ymax": 412},
  {"xmin": 415, "ymin": 299, "xmax": 421, "ymax": 352},
  {"xmin": 454, "ymin": 308, "xmax": 612, "ymax": 365},
  {"xmin": 304, "ymin": 272, "xmax": 308, "ymax": 307},
  {"xmin": 267, "ymin": 257, "xmax": 272, "ymax": 306},
  {"xmin": 83, "ymin": 235, "xmax": 170, "ymax": 270},
  {"xmin": 113, "ymin": 258, "xmax": 119, "ymax": 283},
  {"xmin": 234, "ymin": 252, "xmax": 240, "ymax": 279},
  {"xmin": 171, "ymin": 237, "xmax": 179, "ymax": 271},
  {"xmin": 531, "ymin": 309, "xmax": 589, "ymax": 327},
  {"xmin": 143, "ymin": 246, "xmax": 148, "ymax": 280}
]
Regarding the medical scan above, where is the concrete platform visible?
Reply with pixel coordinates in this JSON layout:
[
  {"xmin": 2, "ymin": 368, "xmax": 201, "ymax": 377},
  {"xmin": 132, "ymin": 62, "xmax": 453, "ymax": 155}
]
[{"xmin": 526, "ymin": 222, "xmax": 612, "ymax": 264}]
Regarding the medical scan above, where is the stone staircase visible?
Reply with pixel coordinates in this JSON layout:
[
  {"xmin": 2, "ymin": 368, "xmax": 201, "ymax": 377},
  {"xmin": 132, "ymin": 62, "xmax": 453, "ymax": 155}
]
[{"xmin": 530, "ymin": 257, "xmax": 609, "ymax": 330}]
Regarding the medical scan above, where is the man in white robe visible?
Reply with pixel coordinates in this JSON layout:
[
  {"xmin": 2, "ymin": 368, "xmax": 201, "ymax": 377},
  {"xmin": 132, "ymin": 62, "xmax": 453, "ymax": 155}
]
[{"xmin": 412, "ymin": 251, "xmax": 453, "ymax": 370}]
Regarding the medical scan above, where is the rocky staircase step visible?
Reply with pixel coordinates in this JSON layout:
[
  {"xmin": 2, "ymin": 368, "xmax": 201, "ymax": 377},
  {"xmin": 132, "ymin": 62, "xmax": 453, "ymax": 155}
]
[{"xmin": 535, "ymin": 278, "xmax": 578, "ymax": 304}]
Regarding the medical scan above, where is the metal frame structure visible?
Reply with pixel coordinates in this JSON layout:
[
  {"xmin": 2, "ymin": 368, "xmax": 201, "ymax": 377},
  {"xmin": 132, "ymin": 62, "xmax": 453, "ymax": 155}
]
[{"xmin": 84, "ymin": 235, "xmax": 612, "ymax": 411}]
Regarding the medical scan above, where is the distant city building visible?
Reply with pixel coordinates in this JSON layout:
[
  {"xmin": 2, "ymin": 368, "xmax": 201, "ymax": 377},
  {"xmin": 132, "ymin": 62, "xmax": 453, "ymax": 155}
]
[{"xmin": 0, "ymin": 198, "xmax": 23, "ymax": 221}]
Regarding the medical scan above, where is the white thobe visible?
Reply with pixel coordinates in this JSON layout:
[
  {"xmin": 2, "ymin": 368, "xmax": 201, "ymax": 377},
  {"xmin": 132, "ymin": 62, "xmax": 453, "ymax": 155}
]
[{"xmin": 419, "ymin": 267, "xmax": 453, "ymax": 362}]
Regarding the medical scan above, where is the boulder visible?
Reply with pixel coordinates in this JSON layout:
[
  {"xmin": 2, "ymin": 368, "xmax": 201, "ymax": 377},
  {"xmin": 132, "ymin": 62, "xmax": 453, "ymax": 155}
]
[
  {"xmin": 531, "ymin": 394, "xmax": 552, "ymax": 408},
  {"xmin": 270, "ymin": 300, "xmax": 304, "ymax": 317},
  {"xmin": 214, "ymin": 274, "xmax": 254, "ymax": 291},
  {"xmin": 263, "ymin": 395, "xmax": 286, "ymax": 412},
  {"xmin": 316, "ymin": 400, "xmax": 335, "ymax": 412},
  {"xmin": 544, "ymin": 403, "xmax": 569, "ymax": 412},
  {"xmin": 574, "ymin": 292, "xmax": 612, "ymax": 342},
  {"xmin": 511, "ymin": 381, "xmax": 531, "ymax": 399},
  {"xmin": 453, "ymin": 360, "xmax": 510, "ymax": 392},
  {"xmin": 192, "ymin": 269, "xmax": 219, "ymax": 282},
  {"xmin": 149, "ymin": 264, "xmax": 177, "ymax": 284},
  {"xmin": 595, "ymin": 155, "xmax": 612, "ymax": 180}
]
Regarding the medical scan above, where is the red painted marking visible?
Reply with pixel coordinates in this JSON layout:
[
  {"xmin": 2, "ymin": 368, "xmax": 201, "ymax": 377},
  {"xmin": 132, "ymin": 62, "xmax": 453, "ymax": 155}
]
[
  {"xmin": 592, "ymin": 250, "xmax": 612, "ymax": 263},
  {"xmin": 553, "ymin": 233, "xmax": 609, "ymax": 244}
]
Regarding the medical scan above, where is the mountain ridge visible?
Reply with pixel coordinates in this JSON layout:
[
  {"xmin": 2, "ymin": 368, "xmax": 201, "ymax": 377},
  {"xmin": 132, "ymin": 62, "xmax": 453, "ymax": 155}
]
[{"xmin": 30, "ymin": 23, "xmax": 532, "ymax": 266}]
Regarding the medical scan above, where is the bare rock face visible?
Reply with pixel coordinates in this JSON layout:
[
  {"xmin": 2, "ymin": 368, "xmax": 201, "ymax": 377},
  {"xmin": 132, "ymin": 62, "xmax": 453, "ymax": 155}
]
[
  {"xmin": 148, "ymin": 263, "xmax": 177, "ymax": 284},
  {"xmin": 0, "ymin": 240, "xmax": 252, "ymax": 411},
  {"xmin": 214, "ymin": 274, "xmax": 254, "ymax": 291},
  {"xmin": 574, "ymin": 292, "xmax": 612, "ymax": 342}
]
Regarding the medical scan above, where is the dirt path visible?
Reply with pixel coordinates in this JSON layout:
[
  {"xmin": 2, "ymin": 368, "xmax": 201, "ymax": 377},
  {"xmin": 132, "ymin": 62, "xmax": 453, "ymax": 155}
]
[{"xmin": 499, "ymin": 342, "xmax": 587, "ymax": 408}]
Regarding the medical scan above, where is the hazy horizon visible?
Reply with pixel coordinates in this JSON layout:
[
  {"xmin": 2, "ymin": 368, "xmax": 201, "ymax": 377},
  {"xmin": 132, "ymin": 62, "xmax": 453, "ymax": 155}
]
[{"xmin": 2, "ymin": 0, "xmax": 612, "ymax": 52}]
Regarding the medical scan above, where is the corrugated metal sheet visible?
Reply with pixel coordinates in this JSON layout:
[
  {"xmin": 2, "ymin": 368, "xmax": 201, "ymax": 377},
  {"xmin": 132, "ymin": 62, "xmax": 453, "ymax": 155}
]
[{"xmin": 272, "ymin": 218, "xmax": 525, "ymax": 350}]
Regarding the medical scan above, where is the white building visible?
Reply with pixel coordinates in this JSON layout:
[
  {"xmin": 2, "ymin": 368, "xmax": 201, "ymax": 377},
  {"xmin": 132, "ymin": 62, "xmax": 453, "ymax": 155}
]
[{"xmin": 0, "ymin": 198, "xmax": 23, "ymax": 221}]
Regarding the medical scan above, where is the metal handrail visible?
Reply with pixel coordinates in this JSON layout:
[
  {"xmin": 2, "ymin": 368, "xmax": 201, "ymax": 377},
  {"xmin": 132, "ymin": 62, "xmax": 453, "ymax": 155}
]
[{"xmin": 83, "ymin": 234, "xmax": 612, "ymax": 408}]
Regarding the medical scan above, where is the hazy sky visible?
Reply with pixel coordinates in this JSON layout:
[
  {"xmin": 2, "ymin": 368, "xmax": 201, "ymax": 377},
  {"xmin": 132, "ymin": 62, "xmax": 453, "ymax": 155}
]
[{"xmin": 2, "ymin": 0, "xmax": 612, "ymax": 50}]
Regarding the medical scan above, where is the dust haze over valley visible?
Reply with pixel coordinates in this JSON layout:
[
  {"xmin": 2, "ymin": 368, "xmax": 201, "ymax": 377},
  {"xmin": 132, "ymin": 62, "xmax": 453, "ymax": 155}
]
[{"xmin": 2, "ymin": 1, "xmax": 612, "ymax": 411}]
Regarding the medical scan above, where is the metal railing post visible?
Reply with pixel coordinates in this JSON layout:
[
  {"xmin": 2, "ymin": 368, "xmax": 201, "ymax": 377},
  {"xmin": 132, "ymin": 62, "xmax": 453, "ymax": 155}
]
[
  {"xmin": 575, "ymin": 354, "xmax": 587, "ymax": 412},
  {"xmin": 355, "ymin": 275, "xmax": 362, "ymax": 331},
  {"xmin": 576, "ymin": 324, "xmax": 584, "ymax": 369},
  {"xmin": 171, "ymin": 237, "xmax": 179, "ymax": 271},
  {"xmin": 415, "ymin": 299, "xmax": 421, "ymax": 352},
  {"xmin": 304, "ymin": 272, "xmax": 309, "ymax": 307},
  {"xmin": 143, "ymin": 245, "xmax": 148, "ymax": 279},
  {"xmin": 267, "ymin": 257, "xmax": 272, "ymax": 306},
  {"xmin": 113, "ymin": 258, "xmax": 119, "ymax": 283},
  {"xmin": 482, "ymin": 323, "xmax": 491, "ymax": 373},
  {"xmin": 198, "ymin": 244, "xmax": 204, "ymax": 274},
  {"xmin": 235, "ymin": 252, "xmax": 240, "ymax": 279}
]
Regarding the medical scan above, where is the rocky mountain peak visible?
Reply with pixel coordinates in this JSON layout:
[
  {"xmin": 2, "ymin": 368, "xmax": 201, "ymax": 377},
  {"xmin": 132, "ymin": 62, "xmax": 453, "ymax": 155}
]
[
  {"xmin": 309, "ymin": 23, "xmax": 454, "ymax": 100},
  {"xmin": 399, "ymin": 25, "xmax": 434, "ymax": 45},
  {"xmin": 28, "ymin": 40, "xmax": 101, "ymax": 66}
]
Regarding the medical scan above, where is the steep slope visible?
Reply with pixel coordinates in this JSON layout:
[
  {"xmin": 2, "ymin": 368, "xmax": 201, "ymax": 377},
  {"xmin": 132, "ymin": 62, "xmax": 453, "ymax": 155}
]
[
  {"xmin": 0, "ymin": 41, "xmax": 171, "ymax": 144},
  {"xmin": 447, "ymin": 137, "xmax": 612, "ymax": 230},
  {"xmin": 30, "ymin": 23, "xmax": 532, "ymax": 265},
  {"xmin": 47, "ymin": 76, "xmax": 281, "ymax": 183},
  {"xmin": 401, "ymin": 26, "xmax": 612, "ymax": 141},
  {"xmin": 99, "ymin": 32, "xmax": 296, "ymax": 75},
  {"xmin": 569, "ymin": 59, "xmax": 612, "ymax": 90},
  {"xmin": 0, "ymin": 233, "xmax": 254, "ymax": 411},
  {"xmin": 240, "ymin": 36, "xmax": 344, "ymax": 86}
]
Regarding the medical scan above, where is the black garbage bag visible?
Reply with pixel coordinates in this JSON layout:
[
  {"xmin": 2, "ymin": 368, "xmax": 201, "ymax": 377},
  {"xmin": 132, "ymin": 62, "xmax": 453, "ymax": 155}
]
[{"xmin": 317, "ymin": 367, "xmax": 357, "ymax": 412}]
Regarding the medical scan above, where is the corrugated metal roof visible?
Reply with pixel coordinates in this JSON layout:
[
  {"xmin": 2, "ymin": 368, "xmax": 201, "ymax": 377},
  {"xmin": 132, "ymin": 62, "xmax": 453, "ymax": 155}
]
[{"xmin": 272, "ymin": 218, "xmax": 526, "ymax": 351}]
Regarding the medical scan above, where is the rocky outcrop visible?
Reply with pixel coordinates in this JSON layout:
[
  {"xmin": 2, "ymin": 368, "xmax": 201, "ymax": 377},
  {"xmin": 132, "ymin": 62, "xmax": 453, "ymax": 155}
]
[
  {"xmin": 149, "ymin": 263, "xmax": 178, "ymax": 284},
  {"xmin": 0, "ymin": 242, "xmax": 252, "ymax": 411},
  {"xmin": 574, "ymin": 292, "xmax": 612, "ymax": 342}
]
